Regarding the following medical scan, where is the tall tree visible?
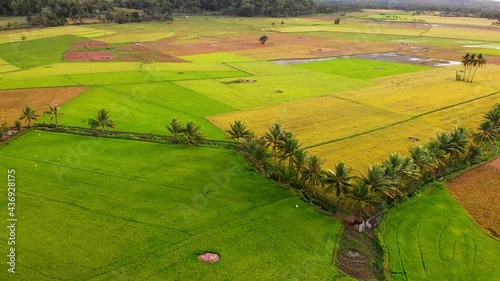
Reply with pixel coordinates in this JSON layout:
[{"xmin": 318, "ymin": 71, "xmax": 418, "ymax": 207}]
[
  {"xmin": 470, "ymin": 53, "xmax": 486, "ymax": 83},
  {"xmin": 184, "ymin": 121, "xmax": 204, "ymax": 145},
  {"xmin": 301, "ymin": 154, "xmax": 324, "ymax": 197},
  {"xmin": 264, "ymin": 123, "xmax": 283, "ymax": 163},
  {"xmin": 225, "ymin": 120, "xmax": 252, "ymax": 144},
  {"xmin": 45, "ymin": 105, "xmax": 63, "ymax": 128},
  {"xmin": 277, "ymin": 132, "xmax": 301, "ymax": 167},
  {"xmin": 88, "ymin": 108, "xmax": 116, "ymax": 132},
  {"xmin": 20, "ymin": 105, "xmax": 40, "ymax": 128},
  {"xmin": 347, "ymin": 181, "xmax": 379, "ymax": 221},
  {"xmin": 322, "ymin": 161, "xmax": 354, "ymax": 202},
  {"xmin": 167, "ymin": 118, "xmax": 184, "ymax": 143},
  {"xmin": 360, "ymin": 164, "xmax": 399, "ymax": 200}
]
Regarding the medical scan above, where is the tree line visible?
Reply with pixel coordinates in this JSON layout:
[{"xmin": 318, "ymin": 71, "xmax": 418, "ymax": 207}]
[{"xmin": 225, "ymin": 104, "xmax": 500, "ymax": 222}]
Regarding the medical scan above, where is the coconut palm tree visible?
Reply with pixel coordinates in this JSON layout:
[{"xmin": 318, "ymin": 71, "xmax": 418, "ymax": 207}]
[
  {"xmin": 278, "ymin": 134, "xmax": 301, "ymax": 167},
  {"xmin": 88, "ymin": 108, "xmax": 116, "ymax": 132},
  {"xmin": 485, "ymin": 103, "xmax": 500, "ymax": 130},
  {"xmin": 19, "ymin": 105, "xmax": 40, "ymax": 128},
  {"xmin": 383, "ymin": 153, "xmax": 420, "ymax": 193},
  {"xmin": 264, "ymin": 123, "xmax": 283, "ymax": 163},
  {"xmin": 449, "ymin": 127, "xmax": 469, "ymax": 165},
  {"xmin": 461, "ymin": 53, "xmax": 471, "ymax": 82},
  {"xmin": 292, "ymin": 148, "xmax": 308, "ymax": 172},
  {"xmin": 466, "ymin": 53, "xmax": 476, "ymax": 82},
  {"xmin": 301, "ymin": 154, "xmax": 324, "ymax": 197},
  {"xmin": 470, "ymin": 53, "xmax": 486, "ymax": 83},
  {"xmin": 225, "ymin": 121, "xmax": 252, "ymax": 144},
  {"xmin": 45, "ymin": 105, "xmax": 63, "ymax": 128},
  {"xmin": 409, "ymin": 145, "xmax": 437, "ymax": 177},
  {"xmin": 167, "ymin": 118, "xmax": 184, "ymax": 143},
  {"xmin": 360, "ymin": 164, "xmax": 399, "ymax": 199},
  {"xmin": 243, "ymin": 137, "xmax": 269, "ymax": 175},
  {"xmin": 425, "ymin": 140, "xmax": 447, "ymax": 174},
  {"xmin": 184, "ymin": 121, "xmax": 204, "ymax": 145},
  {"xmin": 322, "ymin": 161, "xmax": 354, "ymax": 202},
  {"xmin": 347, "ymin": 181, "xmax": 379, "ymax": 222},
  {"xmin": 475, "ymin": 120, "xmax": 497, "ymax": 147}
]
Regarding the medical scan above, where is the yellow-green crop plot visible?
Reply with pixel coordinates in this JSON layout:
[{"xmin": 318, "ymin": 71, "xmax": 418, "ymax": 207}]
[
  {"xmin": 0, "ymin": 58, "xmax": 19, "ymax": 73},
  {"xmin": 277, "ymin": 24, "xmax": 424, "ymax": 37},
  {"xmin": 180, "ymin": 52, "xmax": 257, "ymax": 63},
  {"xmin": 208, "ymin": 96, "xmax": 406, "ymax": 147},
  {"xmin": 226, "ymin": 61, "xmax": 310, "ymax": 75},
  {"xmin": 465, "ymin": 48, "xmax": 500, "ymax": 56},
  {"xmin": 178, "ymin": 71, "xmax": 372, "ymax": 110},
  {"xmin": 339, "ymin": 65, "xmax": 500, "ymax": 117},
  {"xmin": 425, "ymin": 26, "xmax": 500, "ymax": 41},
  {"xmin": 0, "ymin": 62, "xmax": 142, "ymax": 79},
  {"xmin": 308, "ymin": 119, "xmax": 440, "ymax": 172},
  {"xmin": 419, "ymin": 93, "xmax": 500, "ymax": 131},
  {"xmin": 0, "ymin": 26, "xmax": 114, "ymax": 43},
  {"xmin": 416, "ymin": 15, "xmax": 498, "ymax": 27},
  {"xmin": 97, "ymin": 31, "xmax": 176, "ymax": 43}
]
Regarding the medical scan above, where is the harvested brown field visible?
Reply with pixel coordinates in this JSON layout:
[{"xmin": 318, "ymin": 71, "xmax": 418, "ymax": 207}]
[
  {"xmin": 68, "ymin": 40, "xmax": 108, "ymax": 51},
  {"xmin": 144, "ymin": 33, "xmax": 400, "ymax": 59},
  {"xmin": 0, "ymin": 87, "xmax": 89, "ymax": 125},
  {"xmin": 64, "ymin": 50, "xmax": 114, "ymax": 61},
  {"xmin": 446, "ymin": 157, "xmax": 500, "ymax": 237}
]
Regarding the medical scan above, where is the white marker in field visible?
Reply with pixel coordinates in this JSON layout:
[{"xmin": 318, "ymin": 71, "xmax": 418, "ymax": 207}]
[{"xmin": 296, "ymin": 205, "xmax": 298, "ymax": 208}]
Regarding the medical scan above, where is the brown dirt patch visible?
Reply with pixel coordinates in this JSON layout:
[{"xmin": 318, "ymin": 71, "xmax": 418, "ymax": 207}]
[
  {"xmin": 0, "ymin": 87, "xmax": 89, "ymax": 126},
  {"xmin": 64, "ymin": 51, "xmax": 114, "ymax": 61},
  {"xmin": 68, "ymin": 40, "xmax": 108, "ymax": 51},
  {"xmin": 144, "ymin": 33, "xmax": 399, "ymax": 59},
  {"xmin": 446, "ymin": 157, "xmax": 500, "ymax": 237}
]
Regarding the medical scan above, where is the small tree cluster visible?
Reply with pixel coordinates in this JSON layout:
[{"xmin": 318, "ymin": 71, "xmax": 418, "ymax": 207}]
[
  {"xmin": 459, "ymin": 53, "xmax": 487, "ymax": 83},
  {"xmin": 166, "ymin": 118, "xmax": 205, "ymax": 145}
]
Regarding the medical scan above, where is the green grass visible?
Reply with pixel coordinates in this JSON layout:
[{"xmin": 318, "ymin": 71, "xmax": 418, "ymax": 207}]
[
  {"xmin": 0, "ymin": 75, "xmax": 75, "ymax": 90},
  {"xmin": 378, "ymin": 187, "xmax": 500, "ymax": 281},
  {"xmin": 177, "ymin": 71, "xmax": 373, "ymax": 110},
  {"xmin": 0, "ymin": 35, "xmax": 83, "ymax": 68},
  {"xmin": 40, "ymin": 82, "xmax": 236, "ymax": 139},
  {"xmin": 466, "ymin": 48, "xmax": 500, "ymax": 56},
  {"xmin": 0, "ymin": 131, "xmax": 344, "ymax": 280},
  {"xmin": 294, "ymin": 58, "xmax": 432, "ymax": 79}
]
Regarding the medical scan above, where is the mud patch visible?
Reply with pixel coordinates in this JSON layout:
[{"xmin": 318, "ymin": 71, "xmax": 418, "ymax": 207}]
[
  {"xmin": 0, "ymin": 87, "xmax": 89, "ymax": 126},
  {"xmin": 447, "ymin": 157, "xmax": 500, "ymax": 237},
  {"xmin": 65, "ymin": 51, "xmax": 114, "ymax": 61}
]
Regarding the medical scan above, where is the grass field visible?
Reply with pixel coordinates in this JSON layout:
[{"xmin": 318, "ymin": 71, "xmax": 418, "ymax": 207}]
[
  {"xmin": 378, "ymin": 187, "xmax": 500, "ymax": 281},
  {"xmin": 294, "ymin": 58, "xmax": 431, "ymax": 79},
  {"xmin": 39, "ymin": 82, "xmax": 236, "ymax": 138},
  {"xmin": 0, "ymin": 131, "xmax": 346, "ymax": 280},
  {"xmin": 0, "ymin": 35, "xmax": 84, "ymax": 68}
]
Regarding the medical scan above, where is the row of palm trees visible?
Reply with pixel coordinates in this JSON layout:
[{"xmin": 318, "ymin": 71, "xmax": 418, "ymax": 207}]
[
  {"xmin": 459, "ymin": 53, "xmax": 487, "ymax": 83},
  {"xmin": 226, "ymin": 103, "xmax": 499, "ymax": 221}
]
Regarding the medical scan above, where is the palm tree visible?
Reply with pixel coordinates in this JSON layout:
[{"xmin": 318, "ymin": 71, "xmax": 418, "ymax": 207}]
[
  {"xmin": 301, "ymin": 154, "xmax": 324, "ymax": 197},
  {"xmin": 278, "ymin": 134, "xmax": 301, "ymax": 167},
  {"xmin": 292, "ymin": 148, "xmax": 308, "ymax": 172},
  {"xmin": 0, "ymin": 122, "xmax": 8, "ymax": 137},
  {"xmin": 88, "ymin": 108, "xmax": 116, "ymax": 132},
  {"xmin": 322, "ymin": 161, "xmax": 354, "ymax": 202},
  {"xmin": 425, "ymin": 140, "xmax": 446, "ymax": 174},
  {"xmin": 347, "ymin": 181, "xmax": 379, "ymax": 222},
  {"xmin": 466, "ymin": 53, "xmax": 476, "ymax": 82},
  {"xmin": 409, "ymin": 145, "xmax": 437, "ymax": 177},
  {"xmin": 383, "ymin": 153, "xmax": 420, "ymax": 193},
  {"xmin": 167, "ymin": 118, "xmax": 184, "ymax": 143},
  {"xmin": 184, "ymin": 121, "xmax": 204, "ymax": 145},
  {"xmin": 264, "ymin": 123, "xmax": 283, "ymax": 163},
  {"xmin": 19, "ymin": 105, "xmax": 40, "ymax": 128},
  {"xmin": 485, "ymin": 103, "xmax": 500, "ymax": 130},
  {"xmin": 475, "ymin": 120, "xmax": 497, "ymax": 147},
  {"xmin": 225, "ymin": 121, "xmax": 252, "ymax": 144},
  {"xmin": 45, "ymin": 105, "xmax": 63, "ymax": 128},
  {"xmin": 461, "ymin": 53, "xmax": 471, "ymax": 82},
  {"xmin": 360, "ymin": 164, "xmax": 399, "ymax": 199},
  {"xmin": 449, "ymin": 127, "xmax": 469, "ymax": 164},
  {"xmin": 470, "ymin": 53, "xmax": 486, "ymax": 83},
  {"xmin": 243, "ymin": 137, "xmax": 269, "ymax": 175}
]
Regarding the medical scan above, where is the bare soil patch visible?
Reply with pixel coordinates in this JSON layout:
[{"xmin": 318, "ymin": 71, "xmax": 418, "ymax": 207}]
[
  {"xmin": 145, "ymin": 33, "xmax": 399, "ymax": 59},
  {"xmin": 65, "ymin": 50, "xmax": 114, "ymax": 61},
  {"xmin": 447, "ymin": 157, "xmax": 500, "ymax": 237},
  {"xmin": 0, "ymin": 87, "xmax": 89, "ymax": 125},
  {"xmin": 68, "ymin": 40, "xmax": 109, "ymax": 51}
]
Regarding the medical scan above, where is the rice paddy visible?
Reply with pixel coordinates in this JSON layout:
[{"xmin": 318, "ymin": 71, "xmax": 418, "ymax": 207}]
[{"xmin": 0, "ymin": 11, "xmax": 498, "ymax": 280}]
